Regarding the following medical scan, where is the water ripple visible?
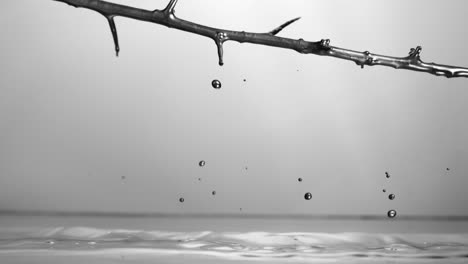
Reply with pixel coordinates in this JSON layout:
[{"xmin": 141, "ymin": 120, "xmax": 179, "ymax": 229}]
[{"xmin": 0, "ymin": 227, "xmax": 468, "ymax": 261}]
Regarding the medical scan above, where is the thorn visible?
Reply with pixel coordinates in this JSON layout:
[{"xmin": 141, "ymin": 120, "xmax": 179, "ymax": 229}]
[
  {"xmin": 215, "ymin": 32, "xmax": 228, "ymax": 66},
  {"xmin": 106, "ymin": 15, "xmax": 120, "ymax": 57},
  {"xmin": 216, "ymin": 40, "xmax": 224, "ymax": 66},
  {"xmin": 269, "ymin": 17, "xmax": 301, "ymax": 36},
  {"xmin": 163, "ymin": 0, "xmax": 179, "ymax": 15}
]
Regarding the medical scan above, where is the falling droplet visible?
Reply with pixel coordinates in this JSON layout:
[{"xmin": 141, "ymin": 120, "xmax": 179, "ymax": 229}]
[
  {"xmin": 298, "ymin": 178, "xmax": 303, "ymax": 182},
  {"xmin": 389, "ymin": 194, "xmax": 396, "ymax": 200},
  {"xmin": 383, "ymin": 189, "xmax": 386, "ymax": 193},
  {"xmin": 212, "ymin": 191, "xmax": 216, "ymax": 195},
  {"xmin": 387, "ymin": 210, "xmax": 397, "ymax": 218},
  {"xmin": 385, "ymin": 172, "xmax": 390, "ymax": 178},
  {"xmin": 212, "ymin": 80, "xmax": 221, "ymax": 89},
  {"xmin": 304, "ymin": 192, "xmax": 312, "ymax": 200},
  {"xmin": 199, "ymin": 160, "xmax": 205, "ymax": 167},
  {"xmin": 179, "ymin": 197, "xmax": 185, "ymax": 203}
]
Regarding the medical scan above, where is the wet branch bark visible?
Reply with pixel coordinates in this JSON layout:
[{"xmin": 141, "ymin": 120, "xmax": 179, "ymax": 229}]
[{"xmin": 54, "ymin": 0, "xmax": 468, "ymax": 78}]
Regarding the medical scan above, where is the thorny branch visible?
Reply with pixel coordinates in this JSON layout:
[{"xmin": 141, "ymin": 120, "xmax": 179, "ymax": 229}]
[{"xmin": 54, "ymin": 0, "xmax": 468, "ymax": 78}]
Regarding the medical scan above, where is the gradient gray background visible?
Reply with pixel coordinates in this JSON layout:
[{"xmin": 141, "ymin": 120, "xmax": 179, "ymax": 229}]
[{"xmin": 1, "ymin": 0, "xmax": 467, "ymax": 216}]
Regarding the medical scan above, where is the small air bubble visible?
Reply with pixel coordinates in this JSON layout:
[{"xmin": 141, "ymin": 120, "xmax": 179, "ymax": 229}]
[
  {"xmin": 304, "ymin": 192, "xmax": 312, "ymax": 200},
  {"xmin": 389, "ymin": 194, "xmax": 396, "ymax": 200},
  {"xmin": 383, "ymin": 189, "xmax": 386, "ymax": 193},
  {"xmin": 121, "ymin": 176, "xmax": 126, "ymax": 180},
  {"xmin": 212, "ymin": 80, "xmax": 222, "ymax": 89},
  {"xmin": 385, "ymin": 172, "xmax": 390, "ymax": 178},
  {"xmin": 212, "ymin": 191, "xmax": 216, "ymax": 195},
  {"xmin": 387, "ymin": 210, "xmax": 397, "ymax": 218},
  {"xmin": 446, "ymin": 168, "xmax": 450, "ymax": 171},
  {"xmin": 199, "ymin": 160, "xmax": 205, "ymax": 167},
  {"xmin": 298, "ymin": 178, "xmax": 303, "ymax": 182},
  {"xmin": 179, "ymin": 197, "xmax": 185, "ymax": 203}
]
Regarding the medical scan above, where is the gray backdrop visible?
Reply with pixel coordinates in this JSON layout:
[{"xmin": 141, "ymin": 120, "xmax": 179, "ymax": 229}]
[{"xmin": 1, "ymin": 0, "xmax": 467, "ymax": 216}]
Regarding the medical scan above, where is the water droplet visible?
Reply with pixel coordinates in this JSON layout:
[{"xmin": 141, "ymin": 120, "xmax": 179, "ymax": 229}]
[
  {"xmin": 298, "ymin": 178, "xmax": 303, "ymax": 182},
  {"xmin": 179, "ymin": 197, "xmax": 185, "ymax": 203},
  {"xmin": 387, "ymin": 210, "xmax": 397, "ymax": 218},
  {"xmin": 199, "ymin": 160, "xmax": 205, "ymax": 167},
  {"xmin": 389, "ymin": 194, "xmax": 396, "ymax": 200},
  {"xmin": 383, "ymin": 189, "xmax": 386, "ymax": 193},
  {"xmin": 212, "ymin": 191, "xmax": 216, "ymax": 195},
  {"xmin": 212, "ymin": 80, "xmax": 221, "ymax": 89},
  {"xmin": 385, "ymin": 172, "xmax": 390, "ymax": 178},
  {"xmin": 304, "ymin": 192, "xmax": 312, "ymax": 200}
]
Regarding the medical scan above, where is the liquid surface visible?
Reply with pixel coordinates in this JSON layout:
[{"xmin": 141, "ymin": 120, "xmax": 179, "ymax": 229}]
[{"xmin": 1, "ymin": 215, "xmax": 468, "ymax": 263}]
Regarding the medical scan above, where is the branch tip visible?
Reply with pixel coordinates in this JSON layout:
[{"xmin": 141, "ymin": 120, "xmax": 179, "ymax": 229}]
[
  {"xmin": 269, "ymin": 17, "xmax": 301, "ymax": 36},
  {"xmin": 106, "ymin": 15, "xmax": 120, "ymax": 57}
]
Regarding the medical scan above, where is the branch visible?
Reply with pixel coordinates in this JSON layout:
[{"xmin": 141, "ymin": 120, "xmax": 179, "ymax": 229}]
[{"xmin": 53, "ymin": 0, "xmax": 468, "ymax": 78}]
